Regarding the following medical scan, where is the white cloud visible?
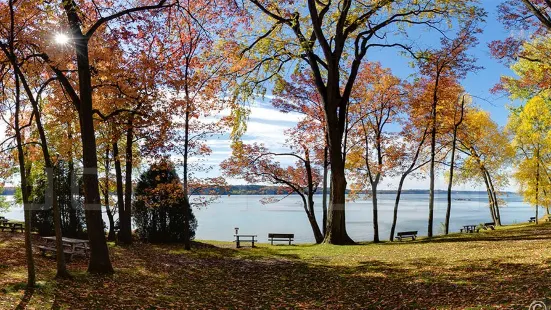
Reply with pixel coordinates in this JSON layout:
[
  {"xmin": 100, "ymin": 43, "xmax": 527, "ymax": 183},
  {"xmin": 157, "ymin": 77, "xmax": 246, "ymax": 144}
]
[{"xmin": 249, "ymin": 107, "xmax": 303, "ymax": 123}]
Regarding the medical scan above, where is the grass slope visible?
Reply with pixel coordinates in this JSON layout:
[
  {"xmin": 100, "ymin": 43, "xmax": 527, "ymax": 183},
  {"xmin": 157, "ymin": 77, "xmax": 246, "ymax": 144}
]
[{"xmin": 1, "ymin": 223, "xmax": 551, "ymax": 309}]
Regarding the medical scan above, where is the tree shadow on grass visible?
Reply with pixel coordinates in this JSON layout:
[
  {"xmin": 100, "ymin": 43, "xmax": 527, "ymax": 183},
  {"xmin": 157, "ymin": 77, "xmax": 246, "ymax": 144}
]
[
  {"xmin": 40, "ymin": 239, "xmax": 551, "ymax": 309},
  {"xmin": 159, "ymin": 252, "xmax": 551, "ymax": 308},
  {"xmin": 13, "ymin": 286, "xmax": 32, "ymax": 310},
  {"xmin": 156, "ymin": 240, "xmax": 304, "ymax": 261},
  {"xmin": 339, "ymin": 256, "xmax": 551, "ymax": 309},
  {"xmin": 401, "ymin": 224, "xmax": 551, "ymax": 245}
]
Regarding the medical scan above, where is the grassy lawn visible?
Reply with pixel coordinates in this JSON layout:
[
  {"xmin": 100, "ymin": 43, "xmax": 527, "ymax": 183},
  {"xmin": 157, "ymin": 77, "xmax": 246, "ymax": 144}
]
[{"xmin": 2, "ymin": 223, "xmax": 551, "ymax": 309}]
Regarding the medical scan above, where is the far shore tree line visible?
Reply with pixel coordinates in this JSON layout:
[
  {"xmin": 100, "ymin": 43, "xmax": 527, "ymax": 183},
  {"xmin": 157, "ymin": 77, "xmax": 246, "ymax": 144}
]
[{"xmin": 0, "ymin": 0, "xmax": 549, "ymax": 290}]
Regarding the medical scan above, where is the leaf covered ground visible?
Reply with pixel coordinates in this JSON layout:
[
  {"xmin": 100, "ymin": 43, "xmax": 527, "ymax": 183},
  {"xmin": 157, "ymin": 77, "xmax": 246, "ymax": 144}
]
[{"xmin": 1, "ymin": 223, "xmax": 551, "ymax": 309}]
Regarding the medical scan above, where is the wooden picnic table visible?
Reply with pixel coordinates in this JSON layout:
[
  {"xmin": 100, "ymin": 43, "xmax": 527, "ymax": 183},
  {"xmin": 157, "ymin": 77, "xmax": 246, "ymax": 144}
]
[
  {"xmin": 234, "ymin": 234, "xmax": 257, "ymax": 248},
  {"xmin": 0, "ymin": 220, "xmax": 23, "ymax": 232},
  {"xmin": 461, "ymin": 225, "xmax": 478, "ymax": 233},
  {"xmin": 39, "ymin": 237, "xmax": 89, "ymax": 260}
]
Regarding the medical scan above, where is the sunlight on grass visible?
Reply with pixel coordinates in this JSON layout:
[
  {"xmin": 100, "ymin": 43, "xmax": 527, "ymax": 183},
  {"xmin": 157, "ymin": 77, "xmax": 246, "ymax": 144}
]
[{"xmin": 2, "ymin": 222, "xmax": 551, "ymax": 308}]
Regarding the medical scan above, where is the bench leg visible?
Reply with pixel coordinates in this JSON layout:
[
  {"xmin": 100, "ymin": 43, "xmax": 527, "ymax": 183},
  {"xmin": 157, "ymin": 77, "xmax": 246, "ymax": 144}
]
[
  {"xmin": 252, "ymin": 240, "xmax": 255, "ymax": 248},
  {"xmin": 289, "ymin": 239, "xmax": 291, "ymax": 245},
  {"xmin": 271, "ymin": 239, "xmax": 273, "ymax": 245}
]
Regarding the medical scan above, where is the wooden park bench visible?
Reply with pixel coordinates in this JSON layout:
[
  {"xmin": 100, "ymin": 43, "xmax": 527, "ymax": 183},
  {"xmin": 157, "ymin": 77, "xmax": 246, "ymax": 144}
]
[
  {"xmin": 234, "ymin": 234, "xmax": 257, "ymax": 248},
  {"xmin": 395, "ymin": 231, "xmax": 418, "ymax": 241},
  {"xmin": 482, "ymin": 222, "xmax": 495, "ymax": 230},
  {"xmin": 529, "ymin": 217, "xmax": 536, "ymax": 223},
  {"xmin": 268, "ymin": 233, "xmax": 294, "ymax": 245}
]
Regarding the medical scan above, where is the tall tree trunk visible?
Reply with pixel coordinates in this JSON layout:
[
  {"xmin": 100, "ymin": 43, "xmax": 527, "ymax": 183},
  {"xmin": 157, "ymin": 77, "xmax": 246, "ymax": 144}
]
[
  {"xmin": 428, "ymin": 70, "xmax": 442, "ymax": 238},
  {"xmin": 390, "ymin": 175, "xmax": 408, "ymax": 241},
  {"xmin": 104, "ymin": 146, "xmax": 115, "ymax": 241},
  {"xmin": 484, "ymin": 168, "xmax": 501, "ymax": 225},
  {"xmin": 113, "ymin": 142, "xmax": 125, "ymax": 243},
  {"xmin": 304, "ymin": 195, "xmax": 323, "ymax": 244},
  {"xmin": 120, "ymin": 117, "xmax": 134, "ymax": 245},
  {"xmin": 428, "ymin": 126, "xmax": 436, "ymax": 238},
  {"xmin": 481, "ymin": 168, "xmax": 497, "ymax": 223},
  {"xmin": 75, "ymin": 41, "xmax": 113, "ymax": 273},
  {"xmin": 64, "ymin": 2, "xmax": 113, "ymax": 273},
  {"xmin": 371, "ymin": 183, "xmax": 380, "ymax": 243},
  {"xmin": 67, "ymin": 125, "xmax": 78, "ymax": 236},
  {"xmin": 445, "ymin": 95, "xmax": 465, "ymax": 235},
  {"xmin": 323, "ymin": 149, "xmax": 353, "ymax": 244},
  {"xmin": 305, "ymin": 149, "xmax": 323, "ymax": 243},
  {"xmin": 322, "ymin": 145, "xmax": 329, "ymax": 236},
  {"xmin": 322, "ymin": 86, "xmax": 353, "ymax": 245},
  {"xmin": 536, "ymin": 146, "xmax": 540, "ymax": 224},
  {"xmin": 445, "ymin": 154, "xmax": 455, "ymax": 235},
  {"xmin": 182, "ymin": 108, "xmax": 191, "ymax": 250},
  {"xmin": 105, "ymin": 200, "xmax": 115, "ymax": 241},
  {"xmin": 13, "ymin": 67, "xmax": 35, "ymax": 288},
  {"xmin": 364, "ymin": 124, "xmax": 382, "ymax": 244},
  {"xmin": 50, "ymin": 168, "xmax": 69, "ymax": 278}
]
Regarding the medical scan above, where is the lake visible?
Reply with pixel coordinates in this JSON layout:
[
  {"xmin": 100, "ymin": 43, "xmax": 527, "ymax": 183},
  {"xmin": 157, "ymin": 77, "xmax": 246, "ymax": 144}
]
[{"xmin": 1, "ymin": 192, "xmax": 539, "ymax": 243}]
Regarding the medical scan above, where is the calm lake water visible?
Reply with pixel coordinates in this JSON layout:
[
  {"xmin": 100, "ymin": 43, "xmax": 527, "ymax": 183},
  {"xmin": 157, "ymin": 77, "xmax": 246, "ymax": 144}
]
[{"xmin": 1, "ymin": 192, "xmax": 539, "ymax": 243}]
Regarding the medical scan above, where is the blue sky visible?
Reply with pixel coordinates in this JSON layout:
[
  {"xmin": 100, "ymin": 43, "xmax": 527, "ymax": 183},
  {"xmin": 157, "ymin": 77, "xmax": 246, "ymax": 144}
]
[
  {"xmin": 0, "ymin": 1, "xmax": 519, "ymax": 192},
  {"xmin": 365, "ymin": 1, "xmax": 516, "ymax": 126},
  {"xmin": 202, "ymin": 1, "xmax": 520, "ymax": 191}
]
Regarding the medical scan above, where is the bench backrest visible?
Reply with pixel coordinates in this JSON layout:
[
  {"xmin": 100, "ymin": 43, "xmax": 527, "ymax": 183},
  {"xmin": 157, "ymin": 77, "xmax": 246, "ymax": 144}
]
[
  {"xmin": 397, "ymin": 231, "xmax": 418, "ymax": 236},
  {"xmin": 268, "ymin": 233, "xmax": 294, "ymax": 238}
]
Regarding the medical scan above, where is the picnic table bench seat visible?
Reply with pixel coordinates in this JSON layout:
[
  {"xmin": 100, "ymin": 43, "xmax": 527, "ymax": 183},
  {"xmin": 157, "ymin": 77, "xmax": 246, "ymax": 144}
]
[
  {"xmin": 395, "ymin": 231, "xmax": 418, "ymax": 241},
  {"xmin": 0, "ymin": 222, "xmax": 23, "ymax": 232},
  {"xmin": 39, "ymin": 237, "xmax": 89, "ymax": 261},
  {"xmin": 37, "ymin": 245, "xmax": 79, "ymax": 261},
  {"xmin": 268, "ymin": 233, "xmax": 294, "ymax": 245}
]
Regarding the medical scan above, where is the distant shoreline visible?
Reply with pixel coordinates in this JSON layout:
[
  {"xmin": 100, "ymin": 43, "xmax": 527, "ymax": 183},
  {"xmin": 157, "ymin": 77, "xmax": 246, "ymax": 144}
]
[{"xmin": 0, "ymin": 186, "xmax": 515, "ymax": 196}]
